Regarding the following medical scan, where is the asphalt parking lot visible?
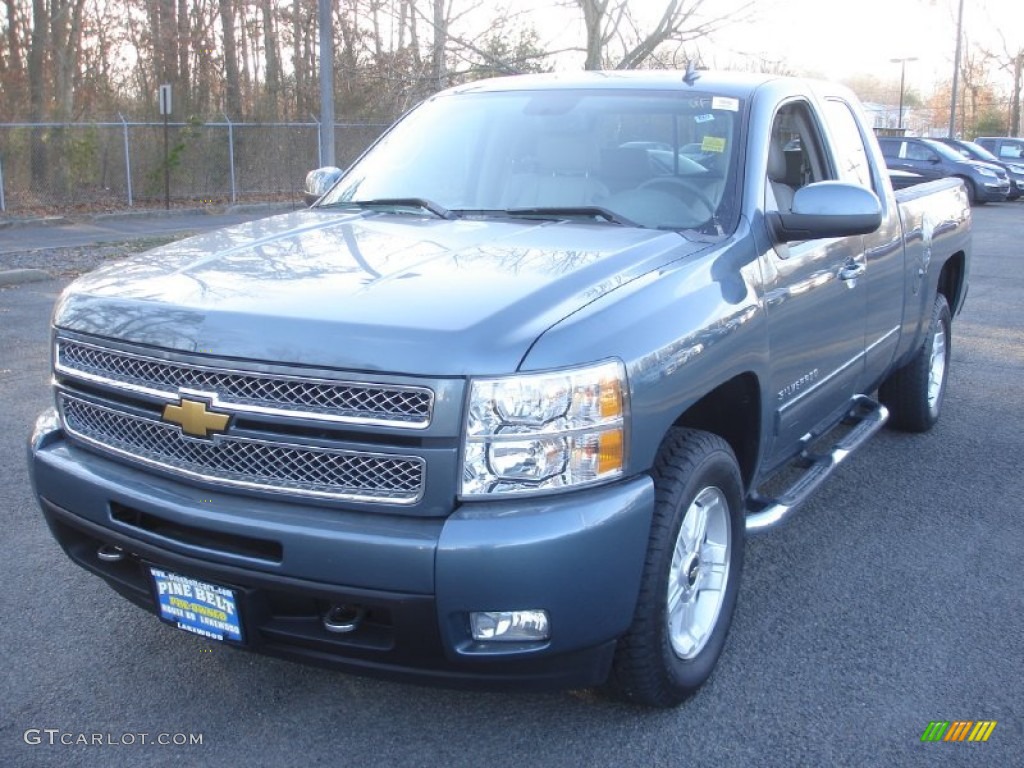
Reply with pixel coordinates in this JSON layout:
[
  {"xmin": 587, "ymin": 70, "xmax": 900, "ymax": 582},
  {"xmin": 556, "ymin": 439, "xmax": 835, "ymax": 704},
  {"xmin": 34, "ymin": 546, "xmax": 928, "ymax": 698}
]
[{"xmin": 1, "ymin": 203, "xmax": 1021, "ymax": 766}]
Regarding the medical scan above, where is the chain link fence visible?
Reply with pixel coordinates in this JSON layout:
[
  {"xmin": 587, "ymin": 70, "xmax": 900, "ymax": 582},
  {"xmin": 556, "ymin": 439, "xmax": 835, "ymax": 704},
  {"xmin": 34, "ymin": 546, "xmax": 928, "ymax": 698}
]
[{"xmin": 0, "ymin": 120, "xmax": 389, "ymax": 215}]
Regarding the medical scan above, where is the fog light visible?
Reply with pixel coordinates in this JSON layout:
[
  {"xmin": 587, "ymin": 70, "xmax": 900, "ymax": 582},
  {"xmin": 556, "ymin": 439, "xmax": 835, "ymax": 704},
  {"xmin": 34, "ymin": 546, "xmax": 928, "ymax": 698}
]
[{"xmin": 470, "ymin": 610, "xmax": 550, "ymax": 642}]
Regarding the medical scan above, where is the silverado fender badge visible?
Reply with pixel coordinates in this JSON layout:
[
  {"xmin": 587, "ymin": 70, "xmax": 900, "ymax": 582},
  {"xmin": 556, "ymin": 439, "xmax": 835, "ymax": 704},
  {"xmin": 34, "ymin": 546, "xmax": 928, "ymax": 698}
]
[{"xmin": 162, "ymin": 397, "xmax": 231, "ymax": 438}]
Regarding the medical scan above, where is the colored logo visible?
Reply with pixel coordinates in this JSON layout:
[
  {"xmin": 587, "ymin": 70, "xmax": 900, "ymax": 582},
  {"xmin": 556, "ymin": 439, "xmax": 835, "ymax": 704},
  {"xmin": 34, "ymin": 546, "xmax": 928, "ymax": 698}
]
[
  {"xmin": 162, "ymin": 397, "xmax": 230, "ymax": 438},
  {"xmin": 921, "ymin": 721, "xmax": 997, "ymax": 742}
]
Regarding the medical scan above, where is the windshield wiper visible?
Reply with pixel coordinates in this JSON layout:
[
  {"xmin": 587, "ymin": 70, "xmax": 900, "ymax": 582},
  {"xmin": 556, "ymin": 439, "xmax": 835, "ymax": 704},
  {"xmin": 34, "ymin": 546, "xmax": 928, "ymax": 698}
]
[
  {"xmin": 321, "ymin": 198, "xmax": 458, "ymax": 220},
  {"xmin": 504, "ymin": 206, "xmax": 640, "ymax": 227}
]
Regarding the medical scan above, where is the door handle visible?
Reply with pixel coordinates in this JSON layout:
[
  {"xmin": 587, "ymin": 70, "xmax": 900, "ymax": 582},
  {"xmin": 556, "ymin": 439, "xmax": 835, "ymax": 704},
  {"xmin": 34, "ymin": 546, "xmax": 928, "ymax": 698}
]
[{"xmin": 839, "ymin": 262, "xmax": 866, "ymax": 281}]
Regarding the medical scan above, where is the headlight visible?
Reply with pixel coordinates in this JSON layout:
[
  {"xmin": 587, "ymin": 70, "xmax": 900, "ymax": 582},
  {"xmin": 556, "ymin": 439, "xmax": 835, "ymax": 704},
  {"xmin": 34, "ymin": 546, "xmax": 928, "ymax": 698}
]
[
  {"xmin": 1007, "ymin": 165, "xmax": 1024, "ymax": 175},
  {"xmin": 460, "ymin": 360, "xmax": 627, "ymax": 497},
  {"xmin": 975, "ymin": 167, "xmax": 997, "ymax": 178}
]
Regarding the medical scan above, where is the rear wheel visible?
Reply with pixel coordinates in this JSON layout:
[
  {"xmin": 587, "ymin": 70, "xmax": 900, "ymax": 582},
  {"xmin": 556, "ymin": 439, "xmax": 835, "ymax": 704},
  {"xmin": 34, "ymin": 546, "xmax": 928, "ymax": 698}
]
[
  {"xmin": 880, "ymin": 293, "xmax": 952, "ymax": 432},
  {"xmin": 611, "ymin": 429, "xmax": 744, "ymax": 707}
]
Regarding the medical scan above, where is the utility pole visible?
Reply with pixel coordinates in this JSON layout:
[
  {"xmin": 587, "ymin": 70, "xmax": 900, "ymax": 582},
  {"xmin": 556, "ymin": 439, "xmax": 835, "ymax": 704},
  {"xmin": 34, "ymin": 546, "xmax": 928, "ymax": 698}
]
[
  {"xmin": 891, "ymin": 57, "xmax": 917, "ymax": 132},
  {"xmin": 948, "ymin": 0, "xmax": 964, "ymax": 138},
  {"xmin": 318, "ymin": 0, "xmax": 336, "ymax": 168}
]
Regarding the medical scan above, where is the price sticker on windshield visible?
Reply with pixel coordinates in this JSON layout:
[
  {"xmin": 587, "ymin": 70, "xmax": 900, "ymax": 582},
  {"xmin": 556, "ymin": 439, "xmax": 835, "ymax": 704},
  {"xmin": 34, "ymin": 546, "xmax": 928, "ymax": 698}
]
[{"xmin": 701, "ymin": 136, "xmax": 727, "ymax": 153}]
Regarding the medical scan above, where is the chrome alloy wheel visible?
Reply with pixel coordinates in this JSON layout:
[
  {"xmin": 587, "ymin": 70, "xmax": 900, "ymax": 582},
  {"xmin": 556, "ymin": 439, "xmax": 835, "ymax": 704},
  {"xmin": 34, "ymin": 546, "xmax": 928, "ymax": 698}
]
[
  {"xmin": 927, "ymin": 326, "xmax": 947, "ymax": 412},
  {"xmin": 666, "ymin": 486, "xmax": 731, "ymax": 660}
]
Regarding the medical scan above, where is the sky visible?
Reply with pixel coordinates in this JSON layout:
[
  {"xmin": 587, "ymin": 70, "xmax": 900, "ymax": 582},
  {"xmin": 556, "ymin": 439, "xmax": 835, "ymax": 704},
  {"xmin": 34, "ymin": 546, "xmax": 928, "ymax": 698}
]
[
  {"xmin": 705, "ymin": 0, "xmax": 1019, "ymax": 91},
  {"xmin": 530, "ymin": 0, "xmax": 1021, "ymax": 95}
]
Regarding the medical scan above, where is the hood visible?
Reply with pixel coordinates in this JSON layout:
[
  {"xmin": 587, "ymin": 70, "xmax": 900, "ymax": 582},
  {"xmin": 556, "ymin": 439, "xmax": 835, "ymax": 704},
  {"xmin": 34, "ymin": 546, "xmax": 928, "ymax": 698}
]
[
  {"xmin": 54, "ymin": 210, "xmax": 704, "ymax": 376},
  {"xmin": 965, "ymin": 160, "xmax": 1005, "ymax": 174}
]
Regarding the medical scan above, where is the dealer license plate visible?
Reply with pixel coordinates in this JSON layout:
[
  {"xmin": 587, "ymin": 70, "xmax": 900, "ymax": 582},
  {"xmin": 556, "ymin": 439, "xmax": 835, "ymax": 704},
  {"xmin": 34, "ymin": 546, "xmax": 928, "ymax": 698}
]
[{"xmin": 150, "ymin": 567, "xmax": 243, "ymax": 643}]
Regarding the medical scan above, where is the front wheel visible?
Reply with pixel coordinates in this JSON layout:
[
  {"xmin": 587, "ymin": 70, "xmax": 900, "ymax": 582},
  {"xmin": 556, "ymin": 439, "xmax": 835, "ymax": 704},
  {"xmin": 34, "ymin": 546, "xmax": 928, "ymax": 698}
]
[
  {"xmin": 880, "ymin": 292, "xmax": 952, "ymax": 432},
  {"xmin": 958, "ymin": 176, "xmax": 982, "ymax": 206},
  {"xmin": 610, "ymin": 428, "xmax": 745, "ymax": 707}
]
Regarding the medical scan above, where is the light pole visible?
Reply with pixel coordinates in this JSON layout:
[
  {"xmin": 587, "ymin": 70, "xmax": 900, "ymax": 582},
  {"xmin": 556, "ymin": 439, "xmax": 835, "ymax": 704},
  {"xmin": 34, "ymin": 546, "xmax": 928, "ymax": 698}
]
[
  {"xmin": 948, "ymin": 0, "xmax": 965, "ymax": 138},
  {"xmin": 890, "ymin": 57, "xmax": 918, "ymax": 132},
  {"xmin": 318, "ymin": 0, "xmax": 335, "ymax": 168}
]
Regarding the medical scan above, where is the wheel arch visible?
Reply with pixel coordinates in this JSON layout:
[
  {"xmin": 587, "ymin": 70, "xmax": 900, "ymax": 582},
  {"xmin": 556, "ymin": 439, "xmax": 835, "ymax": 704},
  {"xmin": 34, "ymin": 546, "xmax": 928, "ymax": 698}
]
[
  {"xmin": 669, "ymin": 372, "xmax": 761, "ymax": 492},
  {"xmin": 953, "ymin": 175, "xmax": 977, "ymax": 204},
  {"xmin": 937, "ymin": 249, "xmax": 967, "ymax": 316}
]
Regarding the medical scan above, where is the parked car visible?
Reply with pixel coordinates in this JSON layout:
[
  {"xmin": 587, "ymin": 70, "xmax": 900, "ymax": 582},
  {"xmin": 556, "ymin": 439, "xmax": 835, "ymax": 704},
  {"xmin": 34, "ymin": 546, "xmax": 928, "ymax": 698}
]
[
  {"xmin": 934, "ymin": 137, "xmax": 1023, "ymax": 200},
  {"xmin": 31, "ymin": 71, "xmax": 972, "ymax": 708},
  {"xmin": 887, "ymin": 168, "xmax": 928, "ymax": 191},
  {"xmin": 878, "ymin": 136, "xmax": 1010, "ymax": 203},
  {"xmin": 974, "ymin": 136, "xmax": 1024, "ymax": 162}
]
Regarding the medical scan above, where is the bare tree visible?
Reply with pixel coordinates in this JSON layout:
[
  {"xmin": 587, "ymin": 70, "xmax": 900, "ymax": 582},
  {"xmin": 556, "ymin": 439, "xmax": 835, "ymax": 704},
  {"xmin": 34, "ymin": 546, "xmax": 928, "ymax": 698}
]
[
  {"xmin": 261, "ymin": 0, "xmax": 281, "ymax": 116},
  {"xmin": 176, "ymin": 0, "xmax": 189, "ymax": 100},
  {"xmin": 1011, "ymin": 51, "xmax": 1023, "ymax": 136},
  {"xmin": 51, "ymin": 0, "xmax": 87, "ymax": 119},
  {"xmin": 430, "ymin": 0, "xmax": 445, "ymax": 88},
  {"xmin": 28, "ymin": 0, "xmax": 47, "ymax": 179},
  {"xmin": 981, "ymin": 35, "xmax": 1023, "ymax": 137},
  {"xmin": 2, "ymin": 0, "xmax": 24, "ymax": 87},
  {"xmin": 573, "ymin": 0, "xmax": 753, "ymax": 70},
  {"xmin": 218, "ymin": 0, "xmax": 242, "ymax": 116}
]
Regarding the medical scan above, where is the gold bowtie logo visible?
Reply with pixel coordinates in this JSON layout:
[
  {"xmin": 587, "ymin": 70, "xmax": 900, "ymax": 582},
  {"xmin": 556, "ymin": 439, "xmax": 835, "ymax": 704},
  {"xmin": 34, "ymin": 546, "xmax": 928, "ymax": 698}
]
[{"xmin": 162, "ymin": 398, "xmax": 230, "ymax": 438}]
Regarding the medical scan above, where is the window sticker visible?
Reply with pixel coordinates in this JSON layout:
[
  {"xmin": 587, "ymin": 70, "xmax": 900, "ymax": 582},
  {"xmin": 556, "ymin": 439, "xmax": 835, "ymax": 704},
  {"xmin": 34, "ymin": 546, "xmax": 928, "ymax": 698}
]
[
  {"xmin": 695, "ymin": 114, "xmax": 715, "ymax": 123},
  {"xmin": 711, "ymin": 96, "xmax": 740, "ymax": 112},
  {"xmin": 701, "ymin": 135, "xmax": 727, "ymax": 153}
]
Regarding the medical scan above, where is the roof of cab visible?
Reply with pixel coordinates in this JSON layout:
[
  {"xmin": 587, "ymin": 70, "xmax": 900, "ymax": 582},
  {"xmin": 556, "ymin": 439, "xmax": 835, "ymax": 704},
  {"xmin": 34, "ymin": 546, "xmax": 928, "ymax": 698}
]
[{"xmin": 443, "ymin": 70, "xmax": 784, "ymax": 100}]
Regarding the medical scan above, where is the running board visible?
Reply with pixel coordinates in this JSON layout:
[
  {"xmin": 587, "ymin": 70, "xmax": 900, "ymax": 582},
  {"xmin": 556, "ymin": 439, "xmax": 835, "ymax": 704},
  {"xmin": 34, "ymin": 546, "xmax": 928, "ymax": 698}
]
[{"xmin": 745, "ymin": 395, "xmax": 889, "ymax": 533}]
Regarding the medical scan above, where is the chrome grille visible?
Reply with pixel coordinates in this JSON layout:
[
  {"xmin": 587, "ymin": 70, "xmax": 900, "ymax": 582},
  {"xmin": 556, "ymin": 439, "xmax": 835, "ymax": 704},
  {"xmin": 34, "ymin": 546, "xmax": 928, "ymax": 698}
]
[
  {"xmin": 59, "ymin": 394, "xmax": 425, "ymax": 503},
  {"xmin": 56, "ymin": 338, "xmax": 433, "ymax": 428}
]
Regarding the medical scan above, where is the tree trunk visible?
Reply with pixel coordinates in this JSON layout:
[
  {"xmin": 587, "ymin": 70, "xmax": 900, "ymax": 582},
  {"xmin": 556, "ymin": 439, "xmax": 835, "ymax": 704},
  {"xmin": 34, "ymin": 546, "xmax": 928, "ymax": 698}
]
[
  {"xmin": 3, "ymin": 0, "xmax": 22, "ymax": 76},
  {"xmin": 50, "ymin": 0, "xmax": 86, "ymax": 120},
  {"xmin": 28, "ymin": 0, "xmax": 47, "ymax": 183},
  {"xmin": 580, "ymin": 0, "xmax": 605, "ymax": 70},
  {"xmin": 371, "ymin": 0, "xmax": 383, "ymax": 59},
  {"xmin": 1011, "ymin": 52, "xmax": 1023, "ymax": 137},
  {"xmin": 177, "ymin": 0, "xmax": 190, "ymax": 112},
  {"xmin": 292, "ymin": 0, "xmax": 303, "ymax": 116},
  {"xmin": 146, "ymin": 0, "xmax": 163, "ymax": 85},
  {"xmin": 431, "ymin": 0, "xmax": 446, "ymax": 88},
  {"xmin": 405, "ymin": 0, "xmax": 420, "ymax": 67},
  {"xmin": 159, "ymin": 0, "xmax": 176, "ymax": 81},
  {"xmin": 239, "ymin": 2, "xmax": 253, "ymax": 111},
  {"xmin": 218, "ymin": 0, "xmax": 242, "ymax": 117},
  {"xmin": 262, "ymin": 0, "xmax": 280, "ymax": 117}
]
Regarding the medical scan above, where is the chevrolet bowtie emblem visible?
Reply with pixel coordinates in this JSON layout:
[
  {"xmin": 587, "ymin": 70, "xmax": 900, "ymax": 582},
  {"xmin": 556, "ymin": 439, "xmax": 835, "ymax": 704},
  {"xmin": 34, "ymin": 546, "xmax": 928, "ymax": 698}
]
[{"xmin": 162, "ymin": 398, "xmax": 231, "ymax": 438}]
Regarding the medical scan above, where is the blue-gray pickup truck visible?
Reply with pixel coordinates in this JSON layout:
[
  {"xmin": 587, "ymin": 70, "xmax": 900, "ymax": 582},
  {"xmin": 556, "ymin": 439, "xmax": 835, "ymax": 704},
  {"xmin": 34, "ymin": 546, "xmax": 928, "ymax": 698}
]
[{"xmin": 29, "ymin": 71, "xmax": 971, "ymax": 707}]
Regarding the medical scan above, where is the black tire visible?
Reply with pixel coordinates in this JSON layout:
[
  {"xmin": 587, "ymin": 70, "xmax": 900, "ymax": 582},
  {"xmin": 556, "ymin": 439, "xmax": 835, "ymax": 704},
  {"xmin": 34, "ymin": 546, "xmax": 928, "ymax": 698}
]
[
  {"xmin": 610, "ymin": 428, "xmax": 745, "ymax": 707},
  {"xmin": 879, "ymin": 293, "xmax": 952, "ymax": 432}
]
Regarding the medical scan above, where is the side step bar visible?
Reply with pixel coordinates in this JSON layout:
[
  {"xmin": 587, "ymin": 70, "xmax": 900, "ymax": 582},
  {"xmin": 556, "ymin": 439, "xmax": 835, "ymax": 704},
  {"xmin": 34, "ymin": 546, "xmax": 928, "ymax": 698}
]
[{"xmin": 746, "ymin": 395, "xmax": 889, "ymax": 533}]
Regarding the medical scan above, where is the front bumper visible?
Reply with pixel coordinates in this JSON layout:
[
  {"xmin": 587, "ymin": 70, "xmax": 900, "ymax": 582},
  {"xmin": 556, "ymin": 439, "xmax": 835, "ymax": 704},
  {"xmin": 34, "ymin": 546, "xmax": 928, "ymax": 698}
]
[
  {"xmin": 978, "ymin": 177, "xmax": 1011, "ymax": 202},
  {"xmin": 1007, "ymin": 176, "xmax": 1023, "ymax": 200},
  {"xmin": 30, "ymin": 410, "xmax": 654, "ymax": 690}
]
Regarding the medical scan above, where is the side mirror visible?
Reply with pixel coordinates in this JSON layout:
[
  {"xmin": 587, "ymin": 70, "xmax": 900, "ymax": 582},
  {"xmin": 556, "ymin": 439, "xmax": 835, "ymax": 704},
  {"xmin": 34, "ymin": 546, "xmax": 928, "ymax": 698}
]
[
  {"xmin": 769, "ymin": 181, "xmax": 882, "ymax": 242},
  {"xmin": 929, "ymin": 156, "xmax": 941, "ymax": 164},
  {"xmin": 303, "ymin": 166, "xmax": 343, "ymax": 207}
]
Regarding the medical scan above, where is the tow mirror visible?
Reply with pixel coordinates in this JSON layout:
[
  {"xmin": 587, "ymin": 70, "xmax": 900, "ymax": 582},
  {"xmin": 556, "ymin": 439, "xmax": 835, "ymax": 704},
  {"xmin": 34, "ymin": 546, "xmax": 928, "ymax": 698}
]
[
  {"xmin": 769, "ymin": 181, "xmax": 882, "ymax": 242},
  {"xmin": 303, "ymin": 166, "xmax": 343, "ymax": 207}
]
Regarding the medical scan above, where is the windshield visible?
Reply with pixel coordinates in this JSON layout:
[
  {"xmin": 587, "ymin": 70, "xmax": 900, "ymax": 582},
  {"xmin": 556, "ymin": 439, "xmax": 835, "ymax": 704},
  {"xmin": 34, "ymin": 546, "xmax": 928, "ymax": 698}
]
[
  {"xmin": 925, "ymin": 139, "xmax": 973, "ymax": 163},
  {"xmin": 320, "ymin": 88, "xmax": 745, "ymax": 234},
  {"xmin": 959, "ymin": 141, "xmax": 999, "ymax": 163}
]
